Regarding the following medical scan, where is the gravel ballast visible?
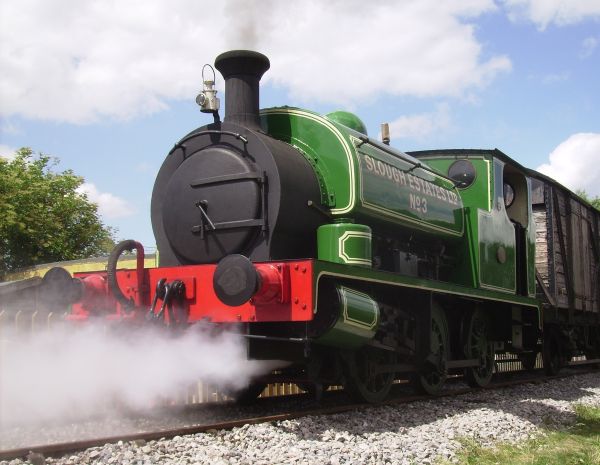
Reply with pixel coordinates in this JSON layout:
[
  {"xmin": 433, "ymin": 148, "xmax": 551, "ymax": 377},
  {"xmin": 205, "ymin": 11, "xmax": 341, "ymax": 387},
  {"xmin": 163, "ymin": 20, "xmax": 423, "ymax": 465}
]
[{"xmin": 2, "ymin": 371, "xmax": 599, "ymax": 465}]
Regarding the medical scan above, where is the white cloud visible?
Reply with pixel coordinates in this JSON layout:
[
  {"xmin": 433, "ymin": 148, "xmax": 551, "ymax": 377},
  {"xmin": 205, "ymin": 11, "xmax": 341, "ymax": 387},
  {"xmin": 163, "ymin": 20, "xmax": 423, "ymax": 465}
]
[
  {"xmin": 263, "ymin": 1, "xmax": 511, "ymax": 105},
  {"xmin": 76, "ymin": 182, "xmax": 135, "ymax": 219},
  {"xmin": 541, "ymin": 71, "xmax": 570, "ymax": 84},
  {"xmin": 502, "ymin": 0, "xmax": 600, "ymax": 29},
  {"xmin": 0, "ymin": 0, "xmax": 510, "ymax": 123},
  {"xmin": 387, "ymin": 104, "xmax": 452, "ymax": 141},
  {"xmin": 580, "ymin": 36, "xmax": 599, "ymax": 58},
  {"xmin": 536, "ymin": 133, "xmax": 600, "ymax": 196},
  {"xmin": 0, "ymin": 144, "xmax": 16, "ymax": 160}
]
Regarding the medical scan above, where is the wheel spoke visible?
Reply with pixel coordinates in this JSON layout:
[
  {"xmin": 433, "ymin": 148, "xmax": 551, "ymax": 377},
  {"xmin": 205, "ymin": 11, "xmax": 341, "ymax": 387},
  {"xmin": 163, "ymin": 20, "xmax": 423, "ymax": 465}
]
[
  {"xmin": 464, "ymin": 309, "xmax": 494, "ymax": 387},
  {"xmin": 416, "ymin": 304, "xmax": 449, "ymax": 395},
  {"xmin": 342, "ymin": 347, "xmax": 395, "ymax": 403}
]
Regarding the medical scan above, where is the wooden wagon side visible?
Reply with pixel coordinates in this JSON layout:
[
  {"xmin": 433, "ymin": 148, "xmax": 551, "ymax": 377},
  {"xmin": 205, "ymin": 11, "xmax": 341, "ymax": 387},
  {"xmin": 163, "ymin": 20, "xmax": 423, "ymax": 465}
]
[{"xmin": 530, "ymin": 172, "xmax": 600, "ymax": 321}]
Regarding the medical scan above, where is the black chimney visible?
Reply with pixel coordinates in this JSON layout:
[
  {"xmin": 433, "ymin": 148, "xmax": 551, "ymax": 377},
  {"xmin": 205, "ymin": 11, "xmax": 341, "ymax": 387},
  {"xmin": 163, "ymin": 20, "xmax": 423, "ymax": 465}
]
[{"xmin": 214, "ymin": 50, "xmax": 270, "ymax": 129}]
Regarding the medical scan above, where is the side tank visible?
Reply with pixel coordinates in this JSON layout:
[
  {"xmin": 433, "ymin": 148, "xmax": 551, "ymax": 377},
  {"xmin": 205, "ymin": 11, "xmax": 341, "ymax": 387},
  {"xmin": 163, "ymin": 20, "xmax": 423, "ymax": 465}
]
[{"xmin": 261, "ymin": 108, "xmax": 464, "ymax": 239}]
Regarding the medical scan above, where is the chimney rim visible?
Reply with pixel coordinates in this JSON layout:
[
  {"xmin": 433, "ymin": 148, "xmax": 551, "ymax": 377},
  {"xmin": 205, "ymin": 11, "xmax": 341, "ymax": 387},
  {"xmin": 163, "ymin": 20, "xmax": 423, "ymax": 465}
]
[{"xmin": 214, "ymin": 50, "xmax": 270, "ymax": 79}]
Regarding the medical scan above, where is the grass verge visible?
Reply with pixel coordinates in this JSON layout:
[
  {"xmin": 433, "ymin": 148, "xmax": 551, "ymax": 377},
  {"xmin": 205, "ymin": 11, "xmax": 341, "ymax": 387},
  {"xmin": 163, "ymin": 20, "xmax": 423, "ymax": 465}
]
[{"xmin": 442, "ymin": 404, "xmax": 600, "ymax": 465}]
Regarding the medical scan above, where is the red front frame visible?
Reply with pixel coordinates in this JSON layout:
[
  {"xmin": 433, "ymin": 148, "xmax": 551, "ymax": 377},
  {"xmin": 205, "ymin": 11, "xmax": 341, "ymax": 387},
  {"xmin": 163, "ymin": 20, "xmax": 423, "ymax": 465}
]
[{"xmin": 72, "ymin": 260, "xmax": 315, "ymax": 323}]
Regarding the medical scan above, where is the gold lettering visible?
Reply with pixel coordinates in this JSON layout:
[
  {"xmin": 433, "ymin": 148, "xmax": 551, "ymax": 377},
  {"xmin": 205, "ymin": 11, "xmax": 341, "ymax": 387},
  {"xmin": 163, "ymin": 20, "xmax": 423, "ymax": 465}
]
[
  {"xmin": 385, "ymin": 164, "xmax": 393, "ymax": 179},
  {"xmin": 363, "ymin": 155, "xmax": 461, "ymax": 211},
  {"xmin": 364, "ymin": 154, "xmax": 374, "ymax": 172},
  {"xmin": 425, "ymin": 181, "xmax": 433, "ymax": 197},
  {"xmin": 398, "ymin": 169, "xmax": 406, "ymax": 185}
]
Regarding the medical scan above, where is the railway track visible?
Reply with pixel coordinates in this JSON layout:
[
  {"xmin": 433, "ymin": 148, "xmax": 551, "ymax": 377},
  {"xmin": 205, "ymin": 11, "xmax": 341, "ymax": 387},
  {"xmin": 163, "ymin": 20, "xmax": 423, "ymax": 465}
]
[{"xmin": 2, "ymin": 362, "xmax": 598, "ymax": 463}]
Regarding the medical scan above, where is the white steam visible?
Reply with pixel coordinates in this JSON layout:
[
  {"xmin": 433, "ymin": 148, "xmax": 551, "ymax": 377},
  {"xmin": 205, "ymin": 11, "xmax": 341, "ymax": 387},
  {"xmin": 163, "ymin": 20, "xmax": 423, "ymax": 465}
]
[{"xmin": 0, "ymin": 323, "xmax": 278, "ymax": 427}]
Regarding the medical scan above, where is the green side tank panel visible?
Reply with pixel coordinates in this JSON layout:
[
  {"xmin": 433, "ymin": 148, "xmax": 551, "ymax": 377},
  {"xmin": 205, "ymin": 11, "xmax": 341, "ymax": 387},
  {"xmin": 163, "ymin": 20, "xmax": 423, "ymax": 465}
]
[
  {"xmin": 314, "ymin": 285, "xmax": 379, "ymax": 349},
  {"xmin": 317, "ymin": 223, "xmax": 372, "ymax": 267},
  {"xmin": 261, "ymin": 107, "xmax": 464, "ymax": 239},
  {"xmin": 355, "ymin": 141, "xmax": 463, "ymax": 237}
]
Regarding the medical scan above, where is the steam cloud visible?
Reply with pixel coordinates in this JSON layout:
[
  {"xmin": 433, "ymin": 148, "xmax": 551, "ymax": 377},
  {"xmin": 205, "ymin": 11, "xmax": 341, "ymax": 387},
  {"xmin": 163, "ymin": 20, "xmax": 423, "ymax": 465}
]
[{"xmin": 0, "ymin": 322, "xmax": 278, "ymax": 427}]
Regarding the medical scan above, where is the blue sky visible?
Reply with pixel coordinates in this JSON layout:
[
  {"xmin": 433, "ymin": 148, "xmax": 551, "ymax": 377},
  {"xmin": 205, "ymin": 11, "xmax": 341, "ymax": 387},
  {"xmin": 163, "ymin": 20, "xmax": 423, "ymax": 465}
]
[{"xmin": 1, "ymin": 0, "xmax": 599, "ymax": 249}]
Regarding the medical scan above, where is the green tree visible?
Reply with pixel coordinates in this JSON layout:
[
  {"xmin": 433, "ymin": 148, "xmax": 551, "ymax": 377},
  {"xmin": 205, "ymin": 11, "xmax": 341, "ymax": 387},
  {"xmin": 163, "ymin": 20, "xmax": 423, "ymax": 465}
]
[
  {"xmin": 576, "ymin": 189, "xmax": 600, "ymax": 211},
  {"xmin": 0, "ymin": 148, "xmax": 115, "ymax": 276}
]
